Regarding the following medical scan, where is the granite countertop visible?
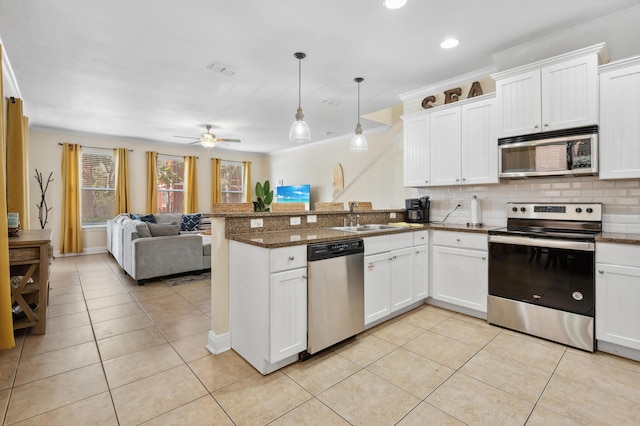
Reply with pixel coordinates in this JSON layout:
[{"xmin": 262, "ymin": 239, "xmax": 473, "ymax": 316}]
[
  {"xmin": 229, "ymin": 222, "xmax": 498, "ymax": 248},
  {"xmin": 596, "ymin": 232, "xmax": 640, "ymax": 246}
]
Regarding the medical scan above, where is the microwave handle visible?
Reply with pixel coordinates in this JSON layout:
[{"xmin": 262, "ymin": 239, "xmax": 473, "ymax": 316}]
[{"xmin": 566, "ymin": 141, "xmax": 572, "ymax": 171}]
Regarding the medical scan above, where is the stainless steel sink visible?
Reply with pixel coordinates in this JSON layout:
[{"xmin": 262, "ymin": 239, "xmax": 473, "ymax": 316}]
[{"xmin": 330, "ymin": 224, "xmax": 400, "ymax": 233}]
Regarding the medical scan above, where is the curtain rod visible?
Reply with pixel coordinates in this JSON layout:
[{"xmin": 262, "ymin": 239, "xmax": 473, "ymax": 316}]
[
  {"xmin": 155, "ymin": 152, "xmax": 199, "ymax": 159},
  {"xmin": 210, "ymin": 158, "xmax": 253, "ymax": 164},
  {"xmin": 58, "ymin": 143, "xmax": 133, "ymax": 152}
]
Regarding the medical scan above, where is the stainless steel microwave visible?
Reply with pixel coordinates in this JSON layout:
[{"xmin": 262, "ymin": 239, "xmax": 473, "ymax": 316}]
[{"xmin": 498, "ymin": 126, "xmax": 598, "ymax": 178}]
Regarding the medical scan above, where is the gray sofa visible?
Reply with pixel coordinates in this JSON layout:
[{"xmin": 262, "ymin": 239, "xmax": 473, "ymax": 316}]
[{"xmin": 107, "ymin": 213, "xmax": 211, "ymax": 283}]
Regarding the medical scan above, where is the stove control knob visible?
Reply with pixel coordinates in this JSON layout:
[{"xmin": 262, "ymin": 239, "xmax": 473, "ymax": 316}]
[
  {"xmin": 575, "ymin": 208, "xmax": 582, "ymax": 213},
  {"xmin": 520, "ymin": 207, "xmax": 526, "ymax": 213},
  {"xmin": 512, "ymin": 207, "xmax": 518, "ymax": 212},
  {"xmin": 586, "ymin": 208, "xmax": 594, "ymax": 213}
]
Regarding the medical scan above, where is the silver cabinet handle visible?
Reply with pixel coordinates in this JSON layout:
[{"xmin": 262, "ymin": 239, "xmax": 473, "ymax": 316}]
[
  {"xmin": 455, "ymin": 178, "xmax": 459, "ymax": 182},
  {"xmin": 425, "ymin": 180, "xmax": 429, "ymax": 183},
  {"xmin": 598, "ymin": 270, "xmax": 604, "ymax": 274},
  {"xmin": 534, "ymin": 124, "xmax": 539, "ymax": 129},
  {"xmin": 462, "ymin": 177, "xmax": 466, "ymax": 181},
  {"xmin": 456, "ymin": 238, "xmax": 461, "ymax": 242},
  {"xmin": 482, "ymin": 256, "xmax": 486, "ymax": 260},
  {"xmin": 288, "ymin": 256, "xmax": 295, "ymax": 261},
  {"xmin": 544, "ymin": 123, "xmax": 549, "ymax": 127},
  {"xmin": 302, "ymin": 275, "xmax": 307, "ymax": 279}
]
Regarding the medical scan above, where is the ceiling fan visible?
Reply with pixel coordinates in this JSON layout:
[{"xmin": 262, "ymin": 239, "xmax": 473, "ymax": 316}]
[{"xmin": 174, "ymin": 125, "xmax": 241, "ymax": 148}]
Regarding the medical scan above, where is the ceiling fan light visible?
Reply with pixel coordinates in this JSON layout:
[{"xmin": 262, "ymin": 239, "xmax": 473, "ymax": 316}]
[
  {"xmin": 440, "ymin": 38, "xmax": 460, "ymax": 49},
  {"xmin": 200, "ymin": 139, "xmax": 216, "ymax": 148}
]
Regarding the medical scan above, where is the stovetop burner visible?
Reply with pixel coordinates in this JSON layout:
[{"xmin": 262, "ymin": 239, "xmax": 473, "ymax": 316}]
[{"xmin": 490, "ymin": 202, "xmax": 603, "ymax": 241}]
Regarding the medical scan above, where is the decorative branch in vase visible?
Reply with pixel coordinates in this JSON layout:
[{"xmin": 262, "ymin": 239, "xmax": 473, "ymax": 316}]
[{"xmin": 35, "ymin": 169, "xmax": 53, "ymax": 229}]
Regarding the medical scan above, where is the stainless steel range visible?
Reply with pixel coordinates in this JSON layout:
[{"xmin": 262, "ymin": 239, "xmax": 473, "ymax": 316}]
[{"xmin": 488, "ymin": 202, "xmax": 602, "ymax": 352}]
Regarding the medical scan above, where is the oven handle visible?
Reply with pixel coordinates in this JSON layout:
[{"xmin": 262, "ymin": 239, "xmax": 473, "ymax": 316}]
[{"xmin": 488, "ymin": 235, "xmax": 595, "ymax": 252}]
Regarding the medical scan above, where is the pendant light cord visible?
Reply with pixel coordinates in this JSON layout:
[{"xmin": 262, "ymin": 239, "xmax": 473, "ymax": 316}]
[
  {"xmin": 356, "ymin": 81, "xmax": 360, "ymax": 125},
  {"xmin": 298, "ymin": 58, "xmax": 302, "ymax": 109}
]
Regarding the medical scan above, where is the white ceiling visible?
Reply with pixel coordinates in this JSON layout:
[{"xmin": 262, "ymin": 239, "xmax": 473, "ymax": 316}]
[{"xmin": 1, "ymin": 0, "xmax": 639, "ymax": 153}]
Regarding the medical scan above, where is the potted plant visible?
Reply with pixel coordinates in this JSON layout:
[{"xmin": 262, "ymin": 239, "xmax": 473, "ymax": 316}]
[{"xmin": 253, "ymin": 180, "xmax": 273, "ymax": 212}]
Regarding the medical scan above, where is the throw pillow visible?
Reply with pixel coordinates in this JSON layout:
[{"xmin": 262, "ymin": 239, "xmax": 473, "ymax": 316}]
[
  {"xmin": 154, "ymin": 213, "xmax": 182, "ymax": 225},
  {"xmin": 147, "ymin": 222, "xmax": 180, "ymax": 237},
  {"xmin": 139, "ymin": 214, "xmax": 157, "ymax": 223},
  {"xmin": 130, "ymin": 213, "xmax": 141, "ymax": 220},
  {"xmin": 181, "ymin": 213, "xmax": 201, "ymax": 232},
  {"xmin": 134, "ymin": 221, "xmax": 152, "ymax": 238}
]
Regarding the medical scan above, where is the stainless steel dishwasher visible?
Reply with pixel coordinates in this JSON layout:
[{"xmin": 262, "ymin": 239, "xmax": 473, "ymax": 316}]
[{"xmin": 305, "ymin": 239, "xmax": 365, "ymax": 355}]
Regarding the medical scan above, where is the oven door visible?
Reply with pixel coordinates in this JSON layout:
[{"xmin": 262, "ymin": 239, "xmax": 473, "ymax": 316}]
[{"xmin": 488, "ymin": 235, "xmax": 595, "ymax": 317}]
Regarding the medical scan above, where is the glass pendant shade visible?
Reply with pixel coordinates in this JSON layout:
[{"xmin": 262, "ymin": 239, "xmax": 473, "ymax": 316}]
[
  {"xmin": 290, "ymin": 52, "xmax": 311, "ymax": 143},
  {"xmin": 200, "ymin": 139, "xmax": 216, "ymax": 148},
  {"xmin": 349, "ymin": 77, "xmax": 368, "ymax": 152}
]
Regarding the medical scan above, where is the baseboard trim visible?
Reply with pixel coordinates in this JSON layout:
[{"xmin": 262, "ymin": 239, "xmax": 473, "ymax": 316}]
[{"xmin": 206, "ymin": 330, "xmax": 231, "ymax": 354}]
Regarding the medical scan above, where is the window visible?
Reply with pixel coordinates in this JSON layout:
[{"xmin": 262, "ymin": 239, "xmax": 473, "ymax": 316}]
[
  {"xmin": 157, "ymin": 155, "xmax": 184, "ymax": 213},
  {"xmin": 220, "ymin": 161, "xmax": 244, "ymax": 202},
  {"xmin": 81, "ymin": 147, "xmax": 116, "ymax": 226}
]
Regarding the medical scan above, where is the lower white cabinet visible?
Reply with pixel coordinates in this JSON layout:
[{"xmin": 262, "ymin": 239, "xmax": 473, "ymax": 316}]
[
  {"xmin": 229, "ymin": 241, "xmax": 307, "ymax": 374},
  {"xmin": 431, "ymin": 231, "xmax": 488, "ymax": 313},
  {"xmin": 364, "ymin": 231, "xmax": 428, "ymax": 325},
  {"xmin": 596, "ymin": 243, "xmax": 640, "ymax": 351}
]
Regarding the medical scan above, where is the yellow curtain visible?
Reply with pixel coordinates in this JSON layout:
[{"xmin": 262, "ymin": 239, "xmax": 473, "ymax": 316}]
[
  {"xmin": 145, "ymin": 151, "xmax": 158, "ymax": 214},
  {"xmin": 243, "ymin": 161, "xmax": 252, "ymax": 203},
  {"xmin": 114, "ymin": 148, "xmax": 130, "ymax": 214},
  {"xmin": 6, "ymin": 98, "xmax": 30, "ymax": 230},
  {"xmin": 183, "ymin": 155, "xmax": 198, "ymax": 213},
  {"xmin": 0, "ymin": 44, "xmax": 16, "ymax": 351},
  {"xmin": 60, "ymin": 143, "xmax": 83, "ymax": 254},
  {"xmin": 211, "ymin": 158, "xmax": 221, "ymax": 204}
]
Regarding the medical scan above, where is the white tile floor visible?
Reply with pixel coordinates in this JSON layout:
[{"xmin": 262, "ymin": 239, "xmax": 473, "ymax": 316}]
[{"xmin": 2, "ymin": 253, "xmax": 640, "ymax": 425}]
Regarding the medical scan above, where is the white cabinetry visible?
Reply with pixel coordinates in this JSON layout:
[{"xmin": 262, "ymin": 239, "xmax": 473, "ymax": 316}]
[
  {"xmin": 431, "ymin": 231, "xmax": 488, "ymax": 314},
  {"xmin": 229, "ymin": 241, "xmax": 307, "ymax": 374},
  {"xmin": 493, "ymin": 45, "xmax": 602, "ymax": 138},
  {"xmin": 403, "ymin": 113, "xmax": 430, "ymax": 186},
  {"xmin": 405, "ymin": 95, "xmax": 497, "ymax": 188},
  {"xmin": 596, "ymin": 243, "xmax": 640, "ymax": 354},
  {"xmin": 364, "ymin": 231, "xmax": 428, "ymax": 325},
  {"xmin": 599, "ymin": 56, "xmax": 640, "ymax": 180}
]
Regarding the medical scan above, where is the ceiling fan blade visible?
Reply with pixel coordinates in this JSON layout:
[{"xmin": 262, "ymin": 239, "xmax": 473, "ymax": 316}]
[
  {"xmin": 217, "ymin": 138, "xmax": 241, "ymax": 143},
  {"xmin": 173, "ymin": 135, "xmax": 198, "ymax": 139}
]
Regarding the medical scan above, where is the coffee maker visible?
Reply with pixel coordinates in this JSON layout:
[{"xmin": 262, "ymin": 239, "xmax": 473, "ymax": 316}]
[{"xmin": 405, "ymin": 197, "xmax": 430, "ymax": 223}]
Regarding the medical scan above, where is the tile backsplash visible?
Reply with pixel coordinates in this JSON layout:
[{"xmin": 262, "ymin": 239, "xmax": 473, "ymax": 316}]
[{"xmin": 415, "ymin": 176, "xmax": 640, "ymax": 233}]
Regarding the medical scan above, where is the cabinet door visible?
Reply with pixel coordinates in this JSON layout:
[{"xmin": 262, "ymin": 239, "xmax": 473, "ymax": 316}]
[
  {"xmin": 413, "ymin": 244, "xmax": 428, "ymax": 300},
  {"xmin": 364, "ymin": 252, "xmax": 390, "ymax": 324},
  {"xmin": 390, "ymin": 247, "xmax": 414, "ymax": 312},
  {"xmin": 270, "ymin": 268, "xmax": 307, "ymax": 363},
  {"xmin": 403, "ymin": 113, "xmax": 430, "ymax": 187},
  {"xmin": 432, "ymin": 246, "xmax": 488, "ymax": 313},
  {"xmin": 542, "ymin": 55, "xmax": 598, "ymax": 131},
  {"xmin": 596, "ymin": 264, "xmax": 640, "ymax": 350},
  {"xmin": 599, "ymin": 62, "xmax": 640, "ymax": 179},
  {"xmin": 496, "ymin": 69, "xmax": 541, "ymax": 138},
  {"xmin": 429, "ymin": 107, "xmax": 462, "ymax": 186},
  {"xmin": 461, "ymin": 98, "xmax": 498, "ymax": 185}
]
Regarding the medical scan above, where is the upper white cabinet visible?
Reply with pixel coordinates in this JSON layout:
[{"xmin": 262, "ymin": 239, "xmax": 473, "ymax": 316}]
[
  {"xmin": 493, "ymin": 44, "xmax": 604, "ymax": 138},
  {"xmin": 403, "ymin": 113, "xmax": 430, "ymax": 186},
  {"xmin": 404, "ymin": 94, "xmax": 497, "ymax": 187},
  {"xmin": 599, "ymin": 56, "xmax": 640, "ymax": 180}
]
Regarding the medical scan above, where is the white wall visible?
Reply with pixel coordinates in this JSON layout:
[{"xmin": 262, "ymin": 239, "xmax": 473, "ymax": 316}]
[
  {"xmin": 28, "ymin": 128, "xmax": 268, "ymax": 254},
  {"xmin": 268, "ymin": 121, "xmax": 414, "ymax": 210}
]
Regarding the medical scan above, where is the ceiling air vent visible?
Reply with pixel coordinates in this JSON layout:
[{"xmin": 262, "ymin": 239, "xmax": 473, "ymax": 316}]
[{"xmin": 206, "ymin": 61, "xmax": 238, "ymax": 76}]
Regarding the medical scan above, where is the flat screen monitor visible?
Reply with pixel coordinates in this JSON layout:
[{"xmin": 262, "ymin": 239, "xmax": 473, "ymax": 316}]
[{"xmin": 275, "ymin": 184, "xmax": 310, "ymax": 210}]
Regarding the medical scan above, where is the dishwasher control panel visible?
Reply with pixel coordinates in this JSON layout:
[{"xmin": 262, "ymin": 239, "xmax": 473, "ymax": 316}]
[{"xmin": 308, "ymin": 239, "xmax": 364, "ymax": 261}]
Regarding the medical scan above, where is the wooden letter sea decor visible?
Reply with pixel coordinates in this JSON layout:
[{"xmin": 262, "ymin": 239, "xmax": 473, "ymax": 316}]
[
  {"xmin": 444, "ymin": 87, "xmax": 462, "ymax": 104},
  {"xmin": 420, "ymin": 81, "xmax": 484, "ymax": 109},
  {"xmin": 421, "ymin": 95, "xmax": 436, "ymax": 109},
  {"xmin": 467, "ymin": 81, "xmax": 483, "ymax": 98}
]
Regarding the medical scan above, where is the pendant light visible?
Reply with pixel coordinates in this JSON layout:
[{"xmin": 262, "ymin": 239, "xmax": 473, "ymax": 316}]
[
  {"xmin": 349, "ymin": 77, "xmax": 368, "ymax": 152},
  {"xmin": 289, "ymin": 52, "xmax": 311, "ymax": 143}
]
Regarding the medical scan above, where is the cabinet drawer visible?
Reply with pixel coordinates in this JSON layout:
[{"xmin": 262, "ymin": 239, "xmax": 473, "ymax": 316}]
[
  {"xmin": 413, "ymin": 231, "xmax": 428, "ymax": 246},
  {"xmin": 9, "ymin": 247, "xmax": 40, "ymax": 262},
  {"xmin": 432, "ymin": 231, "xmax": 487, "ymax": 251},
  {"xmin": 364, "ymin": 232, "xmax": 413, "ymax": 255},
  {"xmin": 270, "ymin": 245, "xmax": 307, "ymax": 273},
  {"xmin": 597, "ymin": 243, "xmax": 640, "ymax": 268}
]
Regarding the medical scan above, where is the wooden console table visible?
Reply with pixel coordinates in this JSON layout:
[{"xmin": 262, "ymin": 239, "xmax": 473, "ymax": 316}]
[{"xmin": 8, "ymin": 229, "xmax": 52, "ymax": 334}]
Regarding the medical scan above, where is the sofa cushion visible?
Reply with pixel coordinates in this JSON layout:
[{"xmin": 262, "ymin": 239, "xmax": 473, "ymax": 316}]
[
  {"xmin": 147, "ymin": 222, "xmax": 180, "ymax": 237},
  {"xmin": 154, "ymin": 213, "xmax": 182, "ymax": 225},
  {"xmin": 181, "ymin": 213, "xmax": 201, "ymax": 232}
]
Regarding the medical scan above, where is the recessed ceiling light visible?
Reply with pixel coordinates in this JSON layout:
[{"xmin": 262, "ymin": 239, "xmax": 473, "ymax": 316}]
[
  {"xmin": 383, "ymin": 0, "xmax": 407, "ymax": 10},
  {"xmin": 440, "ymin": 38, "xmax": 460, "ymax": 49}
]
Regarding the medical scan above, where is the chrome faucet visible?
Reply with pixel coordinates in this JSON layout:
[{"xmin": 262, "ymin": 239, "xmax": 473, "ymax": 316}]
[{"xmin": 348, "ymin": 201, "xmax": 358, "ymax": 226}]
